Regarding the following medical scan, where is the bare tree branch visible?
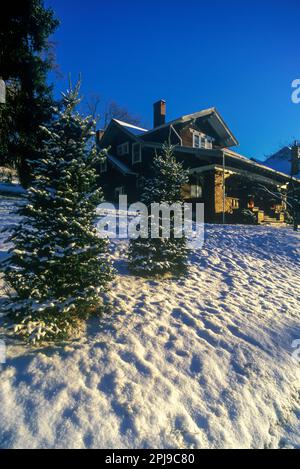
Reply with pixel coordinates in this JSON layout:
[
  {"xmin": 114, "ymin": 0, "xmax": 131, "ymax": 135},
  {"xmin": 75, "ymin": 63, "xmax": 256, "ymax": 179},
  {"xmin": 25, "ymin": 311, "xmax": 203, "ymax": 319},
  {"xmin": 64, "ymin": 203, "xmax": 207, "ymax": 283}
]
[{"xmin": 103, "ymin": 100, "xmax": 141, "ymax": 129}]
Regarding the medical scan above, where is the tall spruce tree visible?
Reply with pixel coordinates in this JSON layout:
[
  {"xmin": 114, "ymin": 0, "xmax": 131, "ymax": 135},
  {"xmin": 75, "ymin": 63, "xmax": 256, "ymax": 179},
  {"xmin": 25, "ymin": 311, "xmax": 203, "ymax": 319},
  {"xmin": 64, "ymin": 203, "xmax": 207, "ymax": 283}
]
[
  {"xmin": 128, "ymin": 144, "xmax": 189, "ymax": 276},
  {"xmin": 0, "ymin": 0, "xmax": 59, "ymax": 184},
  {"xmin": 2, "ymin": 82, "xmax": 113, "ymax": 343}
]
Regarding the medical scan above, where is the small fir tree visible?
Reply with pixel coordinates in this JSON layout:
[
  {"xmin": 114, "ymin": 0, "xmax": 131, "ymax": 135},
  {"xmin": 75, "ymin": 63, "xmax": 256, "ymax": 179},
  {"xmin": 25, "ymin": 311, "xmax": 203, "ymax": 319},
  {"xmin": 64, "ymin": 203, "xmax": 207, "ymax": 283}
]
[
  {"xmin": 128, "ymin": 144, "xmax": 189, "ymax": 276},
  {"xmin": 1, "ymin": 82, "xmax": 113, "ymax": 343}
]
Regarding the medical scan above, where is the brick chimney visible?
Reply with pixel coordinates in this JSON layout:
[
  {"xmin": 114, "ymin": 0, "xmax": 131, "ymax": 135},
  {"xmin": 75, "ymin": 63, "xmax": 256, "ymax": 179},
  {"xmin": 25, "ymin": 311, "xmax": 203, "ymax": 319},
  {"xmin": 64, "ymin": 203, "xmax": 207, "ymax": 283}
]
[
  {"xmin": 291, "ymin": 141, "xmax": 300, "ymax": 176},
  {"xmin": 153, "ymin": 99, "xmax": 166, "ymax": 128}
]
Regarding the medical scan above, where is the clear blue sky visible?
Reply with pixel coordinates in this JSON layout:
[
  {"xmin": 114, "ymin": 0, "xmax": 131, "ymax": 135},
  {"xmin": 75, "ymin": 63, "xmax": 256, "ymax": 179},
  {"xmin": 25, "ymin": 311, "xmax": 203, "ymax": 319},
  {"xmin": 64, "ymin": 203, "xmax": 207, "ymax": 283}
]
[{"xmin": 46, "ymin": 0, "xmax": 300, "ymax": 160}]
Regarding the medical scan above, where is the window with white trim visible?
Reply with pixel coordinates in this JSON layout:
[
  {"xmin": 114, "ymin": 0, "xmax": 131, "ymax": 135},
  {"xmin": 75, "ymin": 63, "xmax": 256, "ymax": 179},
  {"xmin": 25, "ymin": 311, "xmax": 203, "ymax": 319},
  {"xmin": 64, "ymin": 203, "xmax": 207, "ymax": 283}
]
[
  {"xmin": 193, "ymin": 134, "xmax": 200, "ymax": 148},
  {"xmin": 205, "ymin": 138, "xmax": 213, "ymax": 149},
  {"xmin": 117, "ymin": 142, "xmax": 129, "ymax": 156},
  {"xmin": 132, "ymin": 143, "xmax": 142, "ymax": 164},
  {"xmin": 193, "ymin": 132, "xmax": 214, "ymax": 149},
  {"xmin": 99, "ymin": 159, "xmax": 107, "ymax": 173}
]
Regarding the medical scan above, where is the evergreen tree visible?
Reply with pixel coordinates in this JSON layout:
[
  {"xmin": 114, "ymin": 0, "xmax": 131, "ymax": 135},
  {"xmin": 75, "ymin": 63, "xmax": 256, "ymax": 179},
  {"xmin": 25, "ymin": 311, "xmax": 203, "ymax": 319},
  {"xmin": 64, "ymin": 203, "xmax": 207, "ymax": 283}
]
[
  {"xmin": 1, "ymin": 82, "xmax": 113, "ymax": 343},
  {"xmin": 128, "ymin": 144, "xmax": 189, "ymax": 276},
  {"xmin": 0, "ymin": 0, "xmax": 59, "ymax": 184}
]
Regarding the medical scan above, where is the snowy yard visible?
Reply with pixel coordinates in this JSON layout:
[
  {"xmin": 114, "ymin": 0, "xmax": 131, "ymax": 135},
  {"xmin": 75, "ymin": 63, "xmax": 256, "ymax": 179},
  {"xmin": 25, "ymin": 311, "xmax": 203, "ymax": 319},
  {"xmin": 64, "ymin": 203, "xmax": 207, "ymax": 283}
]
[{"xmin": 0, "ymin": 196, "xmax": 300, "ymax": 448}]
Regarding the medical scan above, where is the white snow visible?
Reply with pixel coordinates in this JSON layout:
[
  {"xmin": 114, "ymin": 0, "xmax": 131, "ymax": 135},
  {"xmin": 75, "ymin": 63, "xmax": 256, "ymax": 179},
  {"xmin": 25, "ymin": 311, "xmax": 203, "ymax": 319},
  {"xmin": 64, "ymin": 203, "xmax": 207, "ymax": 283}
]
[
  {"xmin": 0, "ymin": 197, "xmax": 300, "ymax": 448},
  {"xmin": 0, "ymin": 197, "xmax": 24, "ymax": 265},
  {"xmin": 113, "ymin": 119, "xmax": 148, "ymax": 132}
]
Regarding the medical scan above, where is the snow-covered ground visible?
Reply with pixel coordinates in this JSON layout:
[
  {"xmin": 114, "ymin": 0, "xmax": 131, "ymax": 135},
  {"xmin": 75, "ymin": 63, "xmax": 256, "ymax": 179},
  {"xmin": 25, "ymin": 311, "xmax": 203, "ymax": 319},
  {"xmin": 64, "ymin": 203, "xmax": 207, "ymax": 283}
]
[
  {"xmin": 0, "ymin": 197, "xmax": 300, "ymax": 449},
  {"xmin": 0, "ymin": 183, "xmax": 26, "ymax": 197}
]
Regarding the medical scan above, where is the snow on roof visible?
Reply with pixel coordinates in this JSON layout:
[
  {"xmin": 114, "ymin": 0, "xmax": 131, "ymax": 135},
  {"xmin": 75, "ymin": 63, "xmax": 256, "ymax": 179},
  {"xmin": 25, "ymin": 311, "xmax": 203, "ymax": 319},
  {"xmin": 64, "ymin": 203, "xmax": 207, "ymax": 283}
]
[
  {"xmin": 107, "ymin": 154, "xmax": 137, "ymax": 175},
  {"xmin": 223, "ymin": 148, "xmax": 249, "ymax": 161},
  {"xmin": 113, "ymin": 119, "xmax": 148, "ymax": 136}
]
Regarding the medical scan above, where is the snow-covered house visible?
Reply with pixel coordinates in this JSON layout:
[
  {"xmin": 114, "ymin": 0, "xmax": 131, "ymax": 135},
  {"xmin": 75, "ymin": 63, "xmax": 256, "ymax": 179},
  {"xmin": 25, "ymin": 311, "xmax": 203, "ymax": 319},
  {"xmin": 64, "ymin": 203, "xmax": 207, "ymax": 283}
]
[{"xmin": 96, "ymin": 100, "xmax": 300, "ymax": 223}]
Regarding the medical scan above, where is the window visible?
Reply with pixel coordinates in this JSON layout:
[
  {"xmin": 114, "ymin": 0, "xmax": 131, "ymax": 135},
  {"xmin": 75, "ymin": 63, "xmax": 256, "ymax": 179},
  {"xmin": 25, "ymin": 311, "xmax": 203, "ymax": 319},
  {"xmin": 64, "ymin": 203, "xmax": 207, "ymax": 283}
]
[
  {"xmin": 132, "ymin": 143, "xmax": 142, "ymax": 164},
  {"xmin": 99, "ymin": 159, "xmax": 107, "ymax": 173},
  {"xmin": 205, "ymin": 138, "xmax": 213, "ymax": 149},
  {"xmin": 190, "ymin": 184, "xmax": 202, "ymax": 198},
  {"xmin": 114, "ymin": 186, "xmax": 125, "ymax": 198},
  {"xmin": 117, "ymin": 142, "xmax": 129, "ymax": 156},
  {"xmin": 193, "ymin": 133, "xmax": 200, "ymax": 148},
  {"xmin": 193, "ymin": 132, "xmax": 214, "ymax": 149}
]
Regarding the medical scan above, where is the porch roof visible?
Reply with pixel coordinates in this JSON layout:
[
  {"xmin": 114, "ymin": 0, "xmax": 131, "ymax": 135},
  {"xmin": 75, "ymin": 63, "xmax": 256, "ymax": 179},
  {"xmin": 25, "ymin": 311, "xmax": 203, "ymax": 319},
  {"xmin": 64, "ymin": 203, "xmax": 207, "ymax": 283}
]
[
  {"xmin": 188, "ymin": 164, "xmax": 291, "ymax": 187},
  {"xmin": 140, "ymin": 141, "xmax": 300, "ymax": 184}
]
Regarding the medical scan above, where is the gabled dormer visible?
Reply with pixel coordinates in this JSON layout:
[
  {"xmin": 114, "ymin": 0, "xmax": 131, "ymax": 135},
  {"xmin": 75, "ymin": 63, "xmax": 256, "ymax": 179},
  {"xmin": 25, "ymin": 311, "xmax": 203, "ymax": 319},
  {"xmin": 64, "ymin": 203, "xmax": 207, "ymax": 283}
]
[{"xmin": 140, "ymin": 101, "xmax": 238, "ymax": 149}]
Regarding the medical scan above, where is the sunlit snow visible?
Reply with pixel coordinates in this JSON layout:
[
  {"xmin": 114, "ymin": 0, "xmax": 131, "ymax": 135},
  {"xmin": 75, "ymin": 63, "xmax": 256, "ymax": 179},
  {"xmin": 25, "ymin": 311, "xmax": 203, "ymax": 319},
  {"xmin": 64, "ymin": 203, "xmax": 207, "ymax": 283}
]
[{"xmin": 0, "ymin": 196, "xmax": 300, "ymax": 448}]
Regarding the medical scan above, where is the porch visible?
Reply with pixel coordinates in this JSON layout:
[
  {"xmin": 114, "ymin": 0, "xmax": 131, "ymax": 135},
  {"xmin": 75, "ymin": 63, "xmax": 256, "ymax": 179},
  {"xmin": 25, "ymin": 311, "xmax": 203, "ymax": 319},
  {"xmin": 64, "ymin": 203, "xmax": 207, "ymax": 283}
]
[{"xmin": 183, "ymin": 165, "xmax": 287, "ymax": 224}]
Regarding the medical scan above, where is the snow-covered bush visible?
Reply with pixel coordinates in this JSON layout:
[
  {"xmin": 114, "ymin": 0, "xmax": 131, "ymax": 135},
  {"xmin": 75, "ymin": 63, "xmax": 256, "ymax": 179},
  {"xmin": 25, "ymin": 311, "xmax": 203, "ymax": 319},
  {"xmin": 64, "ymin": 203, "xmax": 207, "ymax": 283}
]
[
  {"xmin": 1, "ymin": 82, "xmax": 114, "ymax": 343},
  {"xmin": 227, "ymin": 208, "xmax": 257, "ymax": 225},
  {"xmin": 128, "ymin": 144, "xmax": 189, "ymax": 276},
  {"xmin": 239, "ymin": 209, "xmax": 257, "ymax": 224},
  {"xmin": 284, "ymin": 210, "xmax": 294, "ymax": 225}
]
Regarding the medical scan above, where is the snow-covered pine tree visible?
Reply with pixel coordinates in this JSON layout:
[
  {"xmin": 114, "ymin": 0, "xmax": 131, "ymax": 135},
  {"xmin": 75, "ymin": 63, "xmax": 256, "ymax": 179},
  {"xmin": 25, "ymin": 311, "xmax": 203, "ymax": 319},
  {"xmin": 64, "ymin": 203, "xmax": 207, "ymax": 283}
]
[
  {"xmin": 128, "ymin": 144, "xmax": 189, "ymax": 276},
  {"xmin": 2, "ymin": 81, "xmax": 113, "ymax": 343}
]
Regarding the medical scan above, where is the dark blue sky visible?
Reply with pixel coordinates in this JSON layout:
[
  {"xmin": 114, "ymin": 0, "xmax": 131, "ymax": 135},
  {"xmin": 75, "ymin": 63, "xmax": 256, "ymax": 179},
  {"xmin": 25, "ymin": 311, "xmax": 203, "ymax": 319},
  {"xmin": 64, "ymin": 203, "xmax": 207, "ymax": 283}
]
[{"xmin": 46, "ymin": 0, "xmax": 300, "ymax": 160}]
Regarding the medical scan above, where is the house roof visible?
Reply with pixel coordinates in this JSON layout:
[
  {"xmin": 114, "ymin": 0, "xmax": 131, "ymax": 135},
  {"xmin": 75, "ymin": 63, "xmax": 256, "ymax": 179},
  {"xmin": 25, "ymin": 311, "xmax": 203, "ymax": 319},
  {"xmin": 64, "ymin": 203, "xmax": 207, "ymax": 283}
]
[
  {"xmin": 99, "ymin": 119, "xmax": 147, "ymax": 147},
  {"xmin": 100, "ymin": 108, "xmax": 238, "ymax": 148},
  {"xmin": 98, "ymin": 109, "xmax": 300, "ymax": 183},
  {"xmin": 187, "ymin": 163, "xmax": 290, "ymax": 187},
  {"xmin": 139, "ymin": 107, "xmax": 239, "ymax": 147}
]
